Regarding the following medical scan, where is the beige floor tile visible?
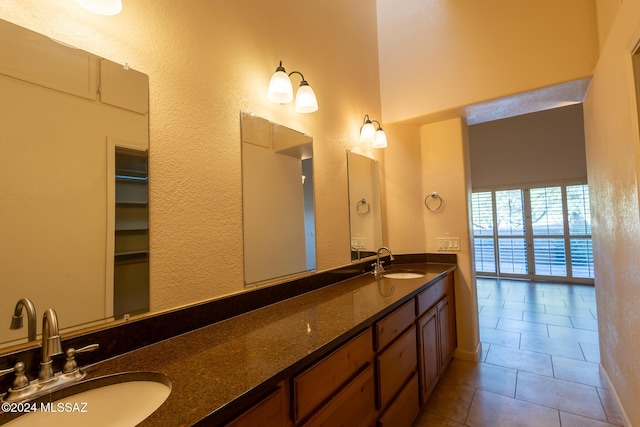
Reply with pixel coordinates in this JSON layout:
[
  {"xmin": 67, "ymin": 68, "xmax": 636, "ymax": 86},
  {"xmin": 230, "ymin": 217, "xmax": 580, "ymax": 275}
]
[
  {"xmin": 477, "ymin": 298, "xmax": 504, "ymax": 308},
  {"xmin": 552, "ymin": 355, "xmax": 605, "ymax": 387},
  {"xmin": 520, "ymin": 333, "xmax": 585, "ymax": 360},
  {"xmin": 570, "ymin": 316, "xmax": 599, "ymax": 331},
  {"xmin": 516, "ymin": 371, "xmax": 607, "ymax": 421},
  {"xmin": 479, "ymin": 327, "xmax": 520, "ymax": 348},
  {"xmin": 545, "ymin": 304, "xmax": 596, "ymax": 318},
  {"xmin": 548, "ymin": 324, "xmax": 599, "ymax": 345},
  {"xmin": 523, "ymin": 311, "xmax": 573, "ymax": 327},
  {"xmin": 503, "ymin": 300, "xmax": 546, "ymax": 313},
  {"xmin": 424, "ymin": 378, "xmax": 475, "ymax": 423},
  {"xmin": 479, "ymin": 342, "xmax": 489, "ymax": 362},
  {"xmin": 580, "ymin": 342, "xmax": 601, "ymax": 363},
  {"xmin": 478, "ymin": 314, "xmax": 499, "ymax": 329},
  {"xmin": 414, "ymin": 411, "xmax": 467, "ymax": 427},
  {"xmin": 485, "ymin": 344, "xmax": 553, "ymax": 377},
  {"xmin": 479, "ymin": 306, "xmax": 524, "ymax": 321},
  {"xmin": 524, "ymin": 294, "xmax": 567, "ymax": 307},
  {"xmin": 441, "ymin": 359, "xmax": 517, "ymax": 397},
  {"xmin": 466, "ymin": 389, "xmax": 560, "ymax": 427},
  {"xmin": 559, "ymin": 411, "xmax": 622, "ymax": 427},
  {"xmin": 414, "ymin": 278, "xmax": 608, "ymax": 427},
  {"xmin": 496, "ymin": 318, "xmax": 549, "ymax": 336},
  {"xmin": 597, "ymin": 388, "xmax": 625, "ymax": 426}
]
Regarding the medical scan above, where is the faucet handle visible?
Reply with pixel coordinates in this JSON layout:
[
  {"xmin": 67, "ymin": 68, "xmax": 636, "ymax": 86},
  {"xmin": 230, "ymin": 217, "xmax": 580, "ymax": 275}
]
[
  {"xmin": 63, "ymin": 344, "xmax": 99, "ymax": 374},
  {"xmin": 1, "ymin": 362, "xmax": 30, "ymax": 391}
]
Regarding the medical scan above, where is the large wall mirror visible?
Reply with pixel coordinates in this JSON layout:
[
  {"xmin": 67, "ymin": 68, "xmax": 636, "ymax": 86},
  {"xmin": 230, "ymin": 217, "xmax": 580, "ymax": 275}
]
[
  {"xmin": 0, "ymin": 19, "xmax": 149, "ymax": 349},
  {"xmin": 347, "ymin": 151, "xmax": 383, "ymax": 261},
  {"xmin": 241, "ymin": 112, "xmax": 316, "ymax": 285}
]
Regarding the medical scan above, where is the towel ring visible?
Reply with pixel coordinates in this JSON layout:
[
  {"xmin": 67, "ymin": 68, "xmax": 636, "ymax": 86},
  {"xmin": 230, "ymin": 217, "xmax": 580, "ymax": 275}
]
[
  {"xmin": 356, "ymin": 198, "xmax": 371, "ymax": 216},
  {"xmin": 424, "ymin": 192, "xmax": 444, "ymax": 213}
]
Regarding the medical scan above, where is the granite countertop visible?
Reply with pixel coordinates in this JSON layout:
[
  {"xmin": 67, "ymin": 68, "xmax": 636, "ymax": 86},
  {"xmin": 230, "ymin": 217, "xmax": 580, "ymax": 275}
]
[{"xmin": 2, "ymin": 262, "xmax": 455, "ymax": 426}]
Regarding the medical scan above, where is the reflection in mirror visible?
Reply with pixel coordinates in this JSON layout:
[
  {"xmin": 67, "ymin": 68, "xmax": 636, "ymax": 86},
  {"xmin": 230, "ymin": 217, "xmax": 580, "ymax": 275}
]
[
  {"xmin": 0, "ymin": 19, "xmax": 149, "ymax": 349},
  {"xmin": 241, "ymin": 112, "xmax": 316, "ymax": 285},
  {"xmin": 347, "ymin": 151, "xmax": 383, "ymax": 261}
]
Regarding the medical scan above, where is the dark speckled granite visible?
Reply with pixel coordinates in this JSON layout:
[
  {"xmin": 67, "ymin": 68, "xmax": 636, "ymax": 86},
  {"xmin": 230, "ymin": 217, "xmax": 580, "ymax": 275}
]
[{"xmin": 0, "ymin": 259, "xmax": 455, "ymax": 426}]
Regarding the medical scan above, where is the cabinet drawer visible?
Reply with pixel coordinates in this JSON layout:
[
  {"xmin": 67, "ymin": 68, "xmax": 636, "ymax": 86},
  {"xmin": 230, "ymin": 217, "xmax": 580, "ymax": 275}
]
[
  {"xmin": 294, "ymin": 328, "xmax": 373, "ymax": 422},
  {"xmin": 226, "ymin": 387, "xmax": 285, "ymax": 427},
  {"xmin": 416, "ymin": 274, "xmax": 452, "ymax": 316},
  {"xmin": 378, "ymin": 373, "xmax": 420, "ymax": 427},
  {"xmin": 377, "ymin": 325, "xmax": 417, "ymax": 409},
  {"xmin": 302, "ymin": 364, "xmax": 376, "ymax": 427},
  {"xmin": 375, "ymin": 300, "xmax": 415, "ymax": 351}
]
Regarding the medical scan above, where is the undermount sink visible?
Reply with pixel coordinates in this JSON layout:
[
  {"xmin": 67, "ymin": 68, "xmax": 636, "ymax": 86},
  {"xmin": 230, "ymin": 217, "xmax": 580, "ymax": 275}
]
[
  {"xmin": 4, "ymin": 372, "xmax": 171, "ymax": 427},
  {"xmin": 382, "ymin": 270, "xmax": 426, "ymax": 279}
]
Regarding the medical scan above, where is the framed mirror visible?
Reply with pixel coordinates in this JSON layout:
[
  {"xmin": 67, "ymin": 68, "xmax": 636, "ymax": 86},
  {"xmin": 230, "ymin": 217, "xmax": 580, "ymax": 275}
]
[
  {"xmin": 0, "ymin": 19, "xmax": 149, "ymax": 349},
  {"xmin": 240, "ymin": 112, "xmax": 316, "ymax": 285},
  {"xmin": 347, "ymin": 151, "xmax": 383, "ymax": 261}
]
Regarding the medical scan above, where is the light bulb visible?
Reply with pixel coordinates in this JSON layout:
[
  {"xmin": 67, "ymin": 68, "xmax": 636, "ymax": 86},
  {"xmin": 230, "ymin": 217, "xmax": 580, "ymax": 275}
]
[
  {"xmin": 360, "ymin": 121, "xmax": 376, "ymax": 143},
  {"xmin": 267, "ymin": 63, "xmax": 293, "ymax": 104},
  {"xmin": 371, "ymin": 129, "xmax": 388, "ymax": 148},
  {"xmin": 295, "ymin": 82, "xmax": 318, "ymax": 113}
]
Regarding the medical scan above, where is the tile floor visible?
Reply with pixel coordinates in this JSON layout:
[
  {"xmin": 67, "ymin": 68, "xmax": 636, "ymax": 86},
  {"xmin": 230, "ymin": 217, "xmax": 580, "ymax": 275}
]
[{"xmin": 415, "ymin": 277, "xmax": 624, "ymax": 427}]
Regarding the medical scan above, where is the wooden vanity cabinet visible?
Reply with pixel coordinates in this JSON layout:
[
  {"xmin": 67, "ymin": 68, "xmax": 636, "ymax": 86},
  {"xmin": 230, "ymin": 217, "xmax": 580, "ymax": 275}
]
[
  {"xmin": 417, "ymin": 305, "xmax": 440, "ymax": 400},
  {"xmin": 293, "ymin": 328, "xmax": 375, "ymax": 425},
  {"xmin": 226, "ymin": 271, "xmax": 456, "ymax": 427},
  {"xmin": 300, "ymin": 364, "xmax": 376, "ymax": 427},
  {"xmin": 416, "ymin": 273, "xmax": 456, "ymax": 405},
  {"xmin": 377, "ymin": 373, "xmax": 420, "ymax": 427},
  {"xmin": 374, "ymin": 300, "xmax": 420, "ymax": 427},
  {"xmin": 226, "ymin": 383, "xmax": 290, "ymax": 427}
]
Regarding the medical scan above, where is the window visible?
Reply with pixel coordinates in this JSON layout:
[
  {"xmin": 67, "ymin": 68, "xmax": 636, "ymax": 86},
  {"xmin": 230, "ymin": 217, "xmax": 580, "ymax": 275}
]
[{"xmin": 471, "ymin": 183, "xmax": 593, "ymax": 282}]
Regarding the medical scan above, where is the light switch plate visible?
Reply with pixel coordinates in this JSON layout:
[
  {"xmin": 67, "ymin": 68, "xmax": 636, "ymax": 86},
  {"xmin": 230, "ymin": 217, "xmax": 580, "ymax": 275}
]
[{"xmin": 437, "ymin": 237, "xmax": 461, "ymax": 251}]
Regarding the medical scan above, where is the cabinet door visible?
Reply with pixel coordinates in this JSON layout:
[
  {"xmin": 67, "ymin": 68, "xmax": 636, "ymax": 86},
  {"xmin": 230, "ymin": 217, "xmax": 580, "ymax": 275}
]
[
  {"xmin": 293, "ymin": 329, "xmax": 373, "ymax": 422},
  {"xmin": 226, "ymin": 387, "xmax": 286, "ymax": 427},
  {"xmin": 378, "ymin": 373, "xmax": 420, "ymax": 427},
  {"xmin": 377, "ymin": 326, "xmax": 418, "ymax": 410},
  {"xmin": 301, "ymin": 364, "xmax": 376, "ymax": 427},
  {"xmin": 437, "ymin": 296, "xmax": 454, "ymax": 371},
  {"xmin": 418, "ymin": 306, "xmax": 439, "ymax": 405}
]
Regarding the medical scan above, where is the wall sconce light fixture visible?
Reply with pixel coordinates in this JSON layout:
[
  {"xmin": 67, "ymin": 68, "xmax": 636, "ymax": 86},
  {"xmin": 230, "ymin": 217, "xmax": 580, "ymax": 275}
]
[
  {"xmin": 267, "ymin": 61, "xmax": 318, "ymax": 113},
  {"xmin": 75, "ymin": 0, "xmax": 123, "ymax": 15},
  {"xmin": 360, "ymin": 114, "xmax": 388, "ymax": 148}
]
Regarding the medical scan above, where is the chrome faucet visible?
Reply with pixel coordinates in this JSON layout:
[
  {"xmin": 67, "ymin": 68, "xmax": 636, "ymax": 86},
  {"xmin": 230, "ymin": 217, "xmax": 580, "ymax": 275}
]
[
  {"xmin": 372, "ymin": 246, "xmax": 394, "ymax": 276},
  {"xmin": 9, "ymin": 298, "xmax": 37, "ymax": 342},
  {"xmin": 38, "ymin": 308, "xmax": 62, "ymax": 382},
  {"xmin": 1, "ymin": 308, "xmax": 98, "ymax": 403}
]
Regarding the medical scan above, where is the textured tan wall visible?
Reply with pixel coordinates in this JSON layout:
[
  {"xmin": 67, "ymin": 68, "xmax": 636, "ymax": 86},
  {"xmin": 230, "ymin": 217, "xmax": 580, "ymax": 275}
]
[
  {"xmin": 420, "ymin": 119, "xmax": 479, "ymax": 361},
  {"xmin": 0, "ymin": 0, "xmax": 382, "ymax": 313},
  {"xmin": 376, "ymin": 0, "xmax": 599, "ymax": 124},
  {"xmin": 583, "ymin": 0, "xmax": 640, "ymax": 424}
]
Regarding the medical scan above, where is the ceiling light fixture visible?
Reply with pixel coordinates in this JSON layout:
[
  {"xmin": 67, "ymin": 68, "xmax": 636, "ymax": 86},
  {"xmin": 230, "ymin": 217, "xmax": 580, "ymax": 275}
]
[
  {"xmin": 267, "ymin": 61, "xmax": 318, "ymax": 113},
  {"xmin": 360, "ymin": 114, "xmax": 388, "ymax": 148},
  {"xmin": 74, "ymin": 0, "xmax": 122, "ymax": 16}
]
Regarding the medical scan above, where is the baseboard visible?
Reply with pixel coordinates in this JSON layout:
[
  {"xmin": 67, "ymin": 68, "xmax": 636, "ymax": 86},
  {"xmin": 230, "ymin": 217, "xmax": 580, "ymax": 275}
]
[
  {"xmin": 453, "ymin": 342, "xmax": 482, "ymax": 362},
  {"xmin": 600, "ymin": 364, "xmax": 632, "ymax": 427}
]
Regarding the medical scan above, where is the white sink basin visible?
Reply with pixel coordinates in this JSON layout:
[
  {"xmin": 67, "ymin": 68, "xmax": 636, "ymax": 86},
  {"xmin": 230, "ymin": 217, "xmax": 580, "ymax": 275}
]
[
  {"xmin": 382, "ymin": 270, "xmax": 426, "ymax": 279},
  {"xmin": 4, "ymin": 373, "xmax": 171, "ymax": 427}
]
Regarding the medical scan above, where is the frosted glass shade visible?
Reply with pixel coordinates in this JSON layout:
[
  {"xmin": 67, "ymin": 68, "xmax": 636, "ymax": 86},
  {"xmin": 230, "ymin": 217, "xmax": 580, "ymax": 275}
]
[
  {"xmin": 371, "ymin": 129, "xmax": 388, "ymax": 148},
  {"xmin": 360, "ymin": 121, "xmax": 376, "ymax": 143},
  {"xmin": 75, "ymin": 0, "xmax": 122, "ymax": 15},
  {"xmin": 295, "ymin": 83, "xmax": 318, "ymax": 113},
  {"xmin": 267, "ymin": 70, "xmax": 294, "ymax": 104}
]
